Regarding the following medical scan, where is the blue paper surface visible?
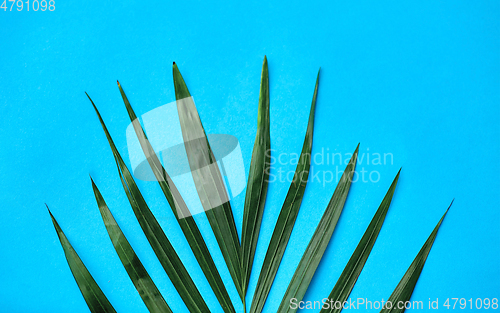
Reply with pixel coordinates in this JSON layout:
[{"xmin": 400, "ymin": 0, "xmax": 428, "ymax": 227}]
[{"xmin": 0, "ymin": 1, "xmax": 499, "ymax": 312}]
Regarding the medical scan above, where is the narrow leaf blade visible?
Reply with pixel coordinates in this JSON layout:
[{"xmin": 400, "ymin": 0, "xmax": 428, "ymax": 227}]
[
  {"xmin": 172, "ymin": 63, "xmax": 243, "ymax": 299},
  {"xmin": 89, "ymin": 97, "xmax": 210, "ymax": 312},
  {"xmin": 241, "ymin": 56, "xmax": 271, "ymax": 295},
  {"xmin": 379, "ymin": 202, "xmax": 452, "ymax": 313},
  {"xmin": 91, "ymin": 178, "xmax": 172, "ymax": 313},
  {"xmin": 48, "ymin": 207, "xmax": 117, "ymax": 313},
  {"xmin": 250, "ymin": 70, "xmax": 320, "ymax": 313},
  {"xmin": 320, "ymin": 170, "xmax": 401, "ymax": 313},
  {"xmin": 110, "ymin": 88, "xmax": 235, "ymax": 313},
  {"xmin": 278, "ymin": 144, "xmax": 359, "ymax": 313}
]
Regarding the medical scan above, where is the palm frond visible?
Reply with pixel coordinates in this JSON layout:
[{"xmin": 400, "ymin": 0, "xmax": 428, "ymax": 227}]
[{"xmin": 47, "ymin": 59, "xmax": 452, "ymax": 313}]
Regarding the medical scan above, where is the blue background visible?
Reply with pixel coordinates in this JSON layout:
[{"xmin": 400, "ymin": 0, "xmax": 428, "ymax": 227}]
[{"xmin": 1, "ymin": 1, "xmax": 499, "ymax": 312}]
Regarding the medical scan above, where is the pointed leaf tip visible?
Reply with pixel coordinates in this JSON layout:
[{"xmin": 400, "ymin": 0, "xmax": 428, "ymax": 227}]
[
  {"xmin": 47, "ymin": 207, "xmax": 58, "ymax": 228},
  {"xmin": 85, "ymin": 93, "xmax": 99, "ymax": 112},
  {"xmin": 46, "ymin": 204, "xmax": 53, "ymax": 217},
  {"xmin": 391, "ymin": 169, "xmax": 401, "ymax": 185},
  {"xmin": 444, "ymin": 199, "xmax": 454, "ymax": 215}
]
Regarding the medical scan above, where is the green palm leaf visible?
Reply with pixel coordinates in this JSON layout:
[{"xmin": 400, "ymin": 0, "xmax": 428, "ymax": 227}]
[
  {"xmin": 46, "ymin": 59, "xmax": 453, "ymax": 313},
  {"xmin": 90, "ymin": 178, "xmax": 172, "ymax": 313},
  {"xmin": 278, "ymin": 144, "xmax": 359, "ymax": 313},
  {"xmin": 172, "ymin": 63, "xmax": 244, "ymax": 300},
  {"xmin": 241, "ymin": 56, "xmax": 271, "ymax": 296},
  {"xmin": 319, "ymin": 169, "xmax": 401, "ymax": 313},
  {"xmin": 249, "ymin": 69, "xmax": 320, "ymax": 313},
  {"xmin": 88, "ymin": 96, "xmax": 210, "ymax": 313},
  {"xmin": 379, "ymin": 202, "xmax": 452, "ymax": 313},
  {"xmin": 48, "ymin": 207, "xmax": 117, "ymax": 313},
  {"xmin": 115, "ymin": 83, "xmax": 235, "ymax": 313}
]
